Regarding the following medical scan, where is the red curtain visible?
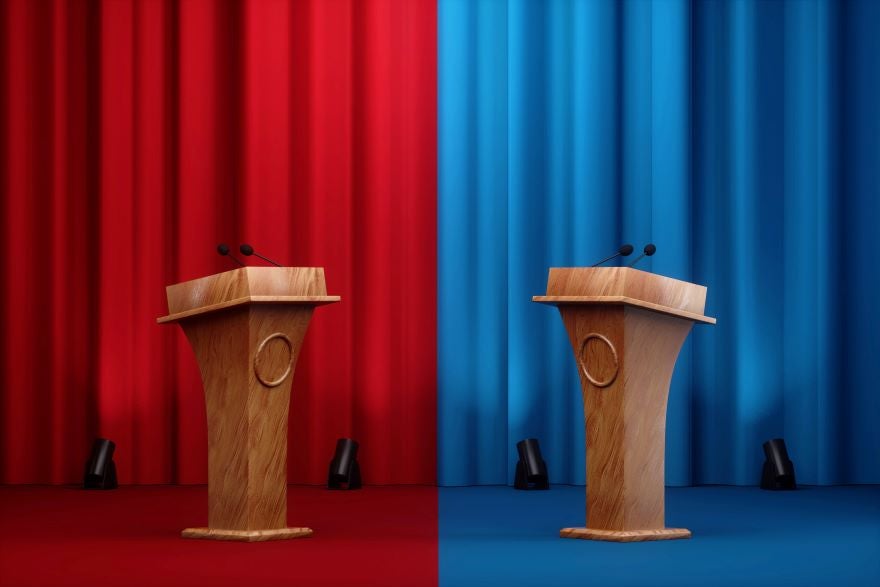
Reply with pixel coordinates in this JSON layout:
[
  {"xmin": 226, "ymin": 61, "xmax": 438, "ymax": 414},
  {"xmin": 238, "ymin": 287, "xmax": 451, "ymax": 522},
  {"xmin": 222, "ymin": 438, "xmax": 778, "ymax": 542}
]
[{"xmin": 0, "ymin": 0, "xmax": 437, "ymax": 485}]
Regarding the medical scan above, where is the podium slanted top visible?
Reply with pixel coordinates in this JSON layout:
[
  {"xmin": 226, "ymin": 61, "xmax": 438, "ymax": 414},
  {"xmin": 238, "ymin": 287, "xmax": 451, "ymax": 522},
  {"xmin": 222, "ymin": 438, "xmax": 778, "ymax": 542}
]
[
  {"xmin": 532, "ymin": 267, "xmax": 715, "ymax": 324},
  {"xmin": 158, "ymin": 266, "xmax": 340, "ymax": 324}
]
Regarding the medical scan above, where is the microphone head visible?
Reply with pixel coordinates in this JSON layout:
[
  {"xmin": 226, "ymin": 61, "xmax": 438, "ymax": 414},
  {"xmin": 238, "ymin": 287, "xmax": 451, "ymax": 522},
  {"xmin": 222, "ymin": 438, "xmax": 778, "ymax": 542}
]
[
  {"xmin": 644, "ymin": 243, "xmax": 657, "ymax": 256},
  {"xmin": 217, "ymin": 243, "xmax": 231, "ymax": 256},
  {"xmin": 239, "ymin": 244, "xmax": 255, "ymax": 256},
  {"xmin": 619, "ymin": 244, "xmax": 634, "ymax": 256}
]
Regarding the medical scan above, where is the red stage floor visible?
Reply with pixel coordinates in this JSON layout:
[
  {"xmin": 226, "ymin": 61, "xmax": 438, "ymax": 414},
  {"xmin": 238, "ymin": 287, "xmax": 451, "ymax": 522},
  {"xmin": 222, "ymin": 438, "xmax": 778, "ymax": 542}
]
[{"xmin": 0, "ymin": 485, "xmax": 438, "ymax": 587}]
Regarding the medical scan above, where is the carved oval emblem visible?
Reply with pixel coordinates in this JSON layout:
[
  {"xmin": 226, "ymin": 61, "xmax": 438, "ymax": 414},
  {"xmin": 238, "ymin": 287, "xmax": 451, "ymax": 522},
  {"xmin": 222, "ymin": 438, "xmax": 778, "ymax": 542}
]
[
  {"xmin": 254, "ymin": 333, "xmax": 293, "ymax": 388},
  {"xmin": 578, "ymin": 333, "xmax": 619, "ymax": 388}
]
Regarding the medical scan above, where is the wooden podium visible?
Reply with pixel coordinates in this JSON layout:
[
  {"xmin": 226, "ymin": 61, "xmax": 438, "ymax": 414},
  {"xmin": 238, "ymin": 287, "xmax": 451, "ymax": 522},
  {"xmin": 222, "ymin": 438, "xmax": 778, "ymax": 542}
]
[
  {"xmin": 158, "ymin": 267, "xmax": 339, "ymax": 541},
  {"xmin": 533, "ymin": 267, "xmax": 714, "ymax": 542}
]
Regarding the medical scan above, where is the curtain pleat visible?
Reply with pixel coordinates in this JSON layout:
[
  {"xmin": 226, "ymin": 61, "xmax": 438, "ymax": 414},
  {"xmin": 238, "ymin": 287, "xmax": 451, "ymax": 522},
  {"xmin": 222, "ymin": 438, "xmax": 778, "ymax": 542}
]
[
  {"xmin": 438, "ymin": 0, "xmax": 880, "ymax": 486},
  {"xmin": 0, "ymin": 0, "xmax": 437, "ymax": 485}
]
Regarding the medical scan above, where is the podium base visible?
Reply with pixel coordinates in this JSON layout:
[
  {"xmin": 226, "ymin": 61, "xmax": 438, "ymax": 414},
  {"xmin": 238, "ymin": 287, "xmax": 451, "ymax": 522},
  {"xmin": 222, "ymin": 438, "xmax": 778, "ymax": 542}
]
[
  {"xmin": 181, "ymin": 527, "xmax": 313, "ymax": 542},
  {"xmin": 560, "ymin": 527, "xmax": 691, "ymax": 542}
]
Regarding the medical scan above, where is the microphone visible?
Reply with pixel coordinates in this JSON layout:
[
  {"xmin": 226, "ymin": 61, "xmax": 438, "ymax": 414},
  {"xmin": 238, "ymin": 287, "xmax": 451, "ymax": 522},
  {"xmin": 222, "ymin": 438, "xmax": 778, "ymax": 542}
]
[
  {"xmin": 591, "ymin": 244, "xmax": 634, "ymax": 267},
  {"xmin": 628, "ymin": 243, "xmax": 657, "ymax": 268},
  {"xmin": 216, "ymin": 243, "xmax": 245, "ymax": 267},
  {"xmin": 239, "ymin": 243, "xmax": 283, "ymax": 267}
]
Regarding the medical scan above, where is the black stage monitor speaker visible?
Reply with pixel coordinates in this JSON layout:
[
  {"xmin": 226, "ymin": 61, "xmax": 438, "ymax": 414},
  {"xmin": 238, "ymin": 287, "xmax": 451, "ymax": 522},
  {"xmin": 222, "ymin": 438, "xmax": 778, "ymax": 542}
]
[
  {"xmin": 514, "ymin": 438, "xmax": 549, "ymax": 490},
  {"xmin": 761, "ymin": 438, "xmax": 796, "ymax": 490},
  {"xmin": 328, "ymin": 438, "xmax": 362, "ymax": 490},
  {"xmin": 84, "ymin": 438, "xmax": 118, "ymax": 490}
]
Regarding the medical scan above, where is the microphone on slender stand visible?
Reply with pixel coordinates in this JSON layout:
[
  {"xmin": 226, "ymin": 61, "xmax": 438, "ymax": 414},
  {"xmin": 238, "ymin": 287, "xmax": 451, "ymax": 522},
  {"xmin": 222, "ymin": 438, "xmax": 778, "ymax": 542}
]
[
  {"xmin": 628, "ymin": 243, "xmax": 657, "ymax": 268},
  {"xmin": 217, "ymin": 243, "xmax": 245, "ymax": 267},
  {"xmin": 239, "ymin": 244, "xmax": 283, "ymax": 267},
  {"xmin": 591, "ymin": 244, "xmax": 634, "ymax": 267}
]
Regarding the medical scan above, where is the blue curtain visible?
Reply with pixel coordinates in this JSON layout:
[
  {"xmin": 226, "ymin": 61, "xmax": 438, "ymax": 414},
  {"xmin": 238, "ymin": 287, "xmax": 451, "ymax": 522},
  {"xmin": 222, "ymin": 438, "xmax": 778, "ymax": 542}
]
[{"xmin": 438, "ymin": 0, "xmax": 880, "ymax": 486}]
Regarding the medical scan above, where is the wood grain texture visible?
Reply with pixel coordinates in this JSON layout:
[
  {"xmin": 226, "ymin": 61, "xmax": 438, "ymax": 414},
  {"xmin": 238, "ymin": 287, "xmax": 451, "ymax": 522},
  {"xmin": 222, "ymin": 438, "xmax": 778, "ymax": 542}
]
[
  {"xmin": 560, "ymin": 527, "xmax": 691, "ymax": 542},
  {"xmin": 534, "ymin": 267, "xmax": 713, "ymax": 542},
  {"xmin": 157, "ymin": 295, "xmax": 340, "ymax": 324},
  {"xmin": 160, "ymin": 268, "xmax": 339, "ymax": 541},
  {"xmin": 181, "ymin": 527, "xmax": 313, "ymax": 542},
  {"xmin": 531, "ymin": 295, "xmax": 716, "ymax": 324},
  {"xmin": 158, "ymin": 267, "xmax": 339, "ymax": 324},
  {"xmin": 165, "ymin": 267, "xmax": 331, "ymax": 315},
  {"xmin": 540, "ymin": 267, "xmax": 708, "ymax": 315}
]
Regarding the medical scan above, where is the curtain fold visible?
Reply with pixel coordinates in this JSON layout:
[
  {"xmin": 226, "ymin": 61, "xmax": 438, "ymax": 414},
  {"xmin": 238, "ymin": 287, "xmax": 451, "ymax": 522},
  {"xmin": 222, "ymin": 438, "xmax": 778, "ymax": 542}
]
[
  {"xmin": 0, "ymin": 0, "xmax": 437, "ymax": 485},
  {"xmin": 438, "ymin": 0, "xmax": 880, "ymax": 486}
]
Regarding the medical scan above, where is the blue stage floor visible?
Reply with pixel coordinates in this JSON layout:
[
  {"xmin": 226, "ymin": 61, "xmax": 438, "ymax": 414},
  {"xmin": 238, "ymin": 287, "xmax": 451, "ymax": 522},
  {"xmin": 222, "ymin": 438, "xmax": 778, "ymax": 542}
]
[{"xmin": 439, "ymin": 485, "xmax": 880, "ymax": 587}]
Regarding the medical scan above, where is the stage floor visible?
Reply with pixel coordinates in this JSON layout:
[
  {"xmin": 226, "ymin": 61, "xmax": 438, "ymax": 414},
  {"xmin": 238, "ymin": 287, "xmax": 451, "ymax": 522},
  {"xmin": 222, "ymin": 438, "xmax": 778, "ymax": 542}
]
[
  {"xmin": 1, "ymin": 485, "xmax": 877, "ymax": 586},
  {"xmin": 0, "ymin": 485, "xmax": 438, "ymax": 587},
  {"xmin": 440, "ymin": 485, "xmax": 880, "ymax": 587}
]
